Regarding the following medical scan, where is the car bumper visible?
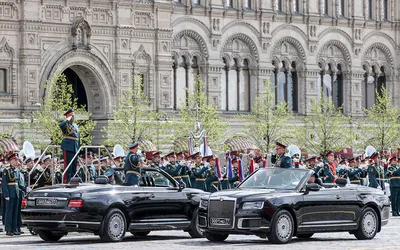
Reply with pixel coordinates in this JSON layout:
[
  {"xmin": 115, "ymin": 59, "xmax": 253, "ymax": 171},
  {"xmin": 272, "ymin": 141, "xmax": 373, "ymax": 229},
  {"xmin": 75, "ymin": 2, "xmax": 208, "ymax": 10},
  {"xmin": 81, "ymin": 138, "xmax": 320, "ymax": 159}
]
[
  {"xmin": 381, "ymin": 205, "xmax": 391, "ymax": 227},
  {"xmin": 22, "ymin": 208, "xmax": 102, "ymax": 232},
  {"xmin": 198, "ymin": 209, "xmax": 271, "ymax": 236}
]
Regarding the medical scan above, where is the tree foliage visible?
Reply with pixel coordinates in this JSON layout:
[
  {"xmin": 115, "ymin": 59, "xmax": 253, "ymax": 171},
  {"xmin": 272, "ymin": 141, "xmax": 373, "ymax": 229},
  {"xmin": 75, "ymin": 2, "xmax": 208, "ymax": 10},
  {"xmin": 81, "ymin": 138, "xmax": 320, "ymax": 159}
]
[
  {"xmin": 176, "ymin": 75, "xmax": 227, "ymax": 152},
  {"xmin": 296, "ymin": 94, "xmax": 352, "ymax": 154},
  {"xmin": 240, "ymin": 79, "xmax": 293, "ymax": 153},
  {"xmin": 102, "ymin": 75, "xmax": 172, "ymax": 149},
  {"xmin": 21, "ymin": 71, "xmax": 96, "ymax": 150},
  {"xmin": 362, "ymin": 87, "xmax": 400, "ymax": 152}
]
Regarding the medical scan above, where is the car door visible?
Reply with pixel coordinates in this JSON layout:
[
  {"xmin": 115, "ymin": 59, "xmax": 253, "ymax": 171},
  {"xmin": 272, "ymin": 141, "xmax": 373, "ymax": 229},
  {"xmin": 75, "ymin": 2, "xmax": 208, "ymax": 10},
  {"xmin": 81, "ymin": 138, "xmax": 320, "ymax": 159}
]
[
  {"xmin": 298, "ymin": 186, "xmax": 352, "ymax": 229},
  {"xmin": 138, "ymin": 169, "xmax": 192, "ymax": 222}
]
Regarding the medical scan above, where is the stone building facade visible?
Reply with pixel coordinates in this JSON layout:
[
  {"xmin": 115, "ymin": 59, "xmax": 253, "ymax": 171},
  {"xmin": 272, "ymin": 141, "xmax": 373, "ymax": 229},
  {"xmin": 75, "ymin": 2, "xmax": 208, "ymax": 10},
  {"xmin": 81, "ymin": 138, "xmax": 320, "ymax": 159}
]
[{"xmin": 0, "ymin": 0, "xmax": 399, "ymax": 143}]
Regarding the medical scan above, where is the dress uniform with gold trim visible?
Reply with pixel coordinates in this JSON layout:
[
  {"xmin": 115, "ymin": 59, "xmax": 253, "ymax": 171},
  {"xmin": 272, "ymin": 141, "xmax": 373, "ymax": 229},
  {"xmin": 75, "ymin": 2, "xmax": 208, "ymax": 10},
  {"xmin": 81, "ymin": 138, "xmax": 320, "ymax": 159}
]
[{"xmin": 124, "ymin": 142, "xmax": 141, "ymax": 186}]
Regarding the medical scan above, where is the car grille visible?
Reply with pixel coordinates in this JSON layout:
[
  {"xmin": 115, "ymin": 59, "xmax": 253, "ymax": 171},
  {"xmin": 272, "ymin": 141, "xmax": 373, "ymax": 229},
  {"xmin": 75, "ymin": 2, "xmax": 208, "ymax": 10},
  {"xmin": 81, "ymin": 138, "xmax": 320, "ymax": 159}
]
[{"xmin": 208, "ymin": 198, "xmax": 236, "ymax": 229}]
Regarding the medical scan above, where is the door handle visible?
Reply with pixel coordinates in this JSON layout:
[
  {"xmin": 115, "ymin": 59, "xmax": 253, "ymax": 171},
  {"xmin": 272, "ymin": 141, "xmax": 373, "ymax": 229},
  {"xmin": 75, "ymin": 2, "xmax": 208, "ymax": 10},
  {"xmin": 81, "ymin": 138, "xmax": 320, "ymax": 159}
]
[{"xmin": 335, "ymin": 195, "xmax": 342, "ymax": 199}]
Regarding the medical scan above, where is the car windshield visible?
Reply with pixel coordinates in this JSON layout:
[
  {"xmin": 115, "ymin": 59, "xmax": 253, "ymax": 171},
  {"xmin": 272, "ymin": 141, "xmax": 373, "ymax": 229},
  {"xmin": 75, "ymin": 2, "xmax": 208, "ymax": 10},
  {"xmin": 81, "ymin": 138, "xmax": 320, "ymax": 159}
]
[{"xmin": 238, "ymin": 168, "xmax": 309, "ymax": 190}]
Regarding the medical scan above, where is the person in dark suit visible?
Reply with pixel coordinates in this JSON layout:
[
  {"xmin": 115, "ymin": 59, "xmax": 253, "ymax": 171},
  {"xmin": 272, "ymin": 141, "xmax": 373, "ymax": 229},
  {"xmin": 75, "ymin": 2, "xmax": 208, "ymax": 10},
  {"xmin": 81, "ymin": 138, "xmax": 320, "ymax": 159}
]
[{"xmin": 59, "ymin": 109, "xmax": 80, "ymax": 183}]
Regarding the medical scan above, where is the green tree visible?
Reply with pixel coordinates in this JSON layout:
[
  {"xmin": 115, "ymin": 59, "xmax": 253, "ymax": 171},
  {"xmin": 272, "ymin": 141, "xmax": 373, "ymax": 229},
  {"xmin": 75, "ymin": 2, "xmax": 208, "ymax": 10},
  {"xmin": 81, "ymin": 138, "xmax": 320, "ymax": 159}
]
[
  {"xmin": 102, "ymin": 75, "xmax": 172, "ymax": 148},
  {"xmin": 176, "ymin": 75, "xmax": 227, "ymax": 152},
  {"xmin": 240, "ymin": 79, "xmax": 293, "ymax": 153},
  {"xmin": 21, "ymin": 71, "xmax": 96, "ymax": 150},
  {"xmin": 296, "ymin": 94, "xmax": 353, "ymax": 154},
  {"xmin": 362, "ymin": 87, "xmax": 400, "ymax": 152}
]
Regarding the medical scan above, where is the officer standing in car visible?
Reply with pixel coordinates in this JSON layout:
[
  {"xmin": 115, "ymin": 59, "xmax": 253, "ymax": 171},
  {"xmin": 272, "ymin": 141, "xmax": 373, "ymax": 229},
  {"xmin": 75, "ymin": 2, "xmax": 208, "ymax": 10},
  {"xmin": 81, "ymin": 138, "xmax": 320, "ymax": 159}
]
[
  {"xmin": 273, "ymin": 142, "xmax": 292, "ymax": 168},
  {"xmin": 124, "ymin": 142, "xmax": 141, "ymax": 186},
  {"xmin": 323, "ymin": 150, "xmax": 337, "ymax": 183}
]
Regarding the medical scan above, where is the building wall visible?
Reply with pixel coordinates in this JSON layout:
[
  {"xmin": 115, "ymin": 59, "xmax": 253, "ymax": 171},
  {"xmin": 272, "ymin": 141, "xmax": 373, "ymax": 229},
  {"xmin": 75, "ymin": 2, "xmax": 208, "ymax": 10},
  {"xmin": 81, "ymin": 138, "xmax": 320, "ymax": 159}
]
[{"xmin": 0, "ymin": 0, "xmax": 399, "ymax": 141}]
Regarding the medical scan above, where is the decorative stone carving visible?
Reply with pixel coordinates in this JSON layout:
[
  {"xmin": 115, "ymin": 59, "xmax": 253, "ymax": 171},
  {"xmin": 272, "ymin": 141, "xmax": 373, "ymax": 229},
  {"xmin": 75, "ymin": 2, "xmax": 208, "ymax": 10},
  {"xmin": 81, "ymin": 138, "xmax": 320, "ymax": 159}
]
[
  {"xmin": 92, "ymin": 8, "xmax": 113, "ymax": 25},
  {"xmin": 43, "ymin": 4, "xmax": 67, "ymax": 21},
  {"xmin": 69, "ymin": 6, "xmax": 90, "ymax": 21},
  {"xmin": 133, "ymin": 12, "xmax": 154, "ymax": 28},
  {"xmin": 0, "ymin": 37, "xmax": 14, "ymax": 60},
  {"xmin": 71, "ymin": 17, "xmax": 92, "ymax": 50},
  {"xmin": 133, "ymin": 44, "xmax": 152, "ymax": 66},
  {"xmin": 0, "ymin": 2, "xmax": 18, "ymax": 19}
]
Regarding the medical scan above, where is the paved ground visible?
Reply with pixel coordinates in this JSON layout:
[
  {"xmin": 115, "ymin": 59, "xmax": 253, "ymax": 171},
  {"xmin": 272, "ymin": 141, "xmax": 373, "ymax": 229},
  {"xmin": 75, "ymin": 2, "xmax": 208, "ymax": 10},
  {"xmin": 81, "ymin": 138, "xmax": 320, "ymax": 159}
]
[{"xmin": 0, "ymin": 217, "xmax": 399, "ymax": 250}]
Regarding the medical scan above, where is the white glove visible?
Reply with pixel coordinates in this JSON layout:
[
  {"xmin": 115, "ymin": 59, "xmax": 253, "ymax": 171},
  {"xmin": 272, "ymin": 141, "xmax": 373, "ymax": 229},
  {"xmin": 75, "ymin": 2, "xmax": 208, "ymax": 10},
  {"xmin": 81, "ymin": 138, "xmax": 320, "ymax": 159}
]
[
  {"xmin": 26, "ymin": 187, "xmax": 32, "ymax": 192},
  {"xmin": 5, "ymin": 197, "xmax": 9, "ymax": 201},
  {"xmin": 36, "ymin": 165, "xmax": 43, "ymax": 172},
  {"xmin": 67, "ymin": 116, "xmax": 72, "ymax": 121}
]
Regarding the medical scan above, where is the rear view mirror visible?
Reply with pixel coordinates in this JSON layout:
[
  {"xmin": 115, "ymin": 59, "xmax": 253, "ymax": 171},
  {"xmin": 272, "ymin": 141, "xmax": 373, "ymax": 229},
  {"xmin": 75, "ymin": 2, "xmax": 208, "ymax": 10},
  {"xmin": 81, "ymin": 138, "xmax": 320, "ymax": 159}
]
[{"xmin": 306, "ymin": 183, "xmax": 321, "ymax": 192}]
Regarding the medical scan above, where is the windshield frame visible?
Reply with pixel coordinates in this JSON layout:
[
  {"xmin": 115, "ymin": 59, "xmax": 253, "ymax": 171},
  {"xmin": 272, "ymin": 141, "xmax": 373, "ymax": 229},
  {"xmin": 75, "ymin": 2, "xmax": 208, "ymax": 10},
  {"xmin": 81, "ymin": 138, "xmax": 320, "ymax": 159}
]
[{"xmin": 237, "ymin": 168, "xmax": 312, "ymax": 192}]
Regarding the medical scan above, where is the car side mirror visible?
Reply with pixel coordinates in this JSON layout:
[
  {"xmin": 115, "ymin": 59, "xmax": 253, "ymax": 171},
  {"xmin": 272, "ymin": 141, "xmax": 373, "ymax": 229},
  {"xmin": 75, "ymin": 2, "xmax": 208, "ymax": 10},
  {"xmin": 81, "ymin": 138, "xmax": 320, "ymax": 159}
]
[
  {"xmin": 178, "ymin": 182, "xmax": 186, "ymax": 191},
  {"xmin": 306, "ymin": 183, "xmax": 321, "ymax": 192},
  {"xmin": 233, "ymin": 181, "xmax": 241, "ymax": 188}
]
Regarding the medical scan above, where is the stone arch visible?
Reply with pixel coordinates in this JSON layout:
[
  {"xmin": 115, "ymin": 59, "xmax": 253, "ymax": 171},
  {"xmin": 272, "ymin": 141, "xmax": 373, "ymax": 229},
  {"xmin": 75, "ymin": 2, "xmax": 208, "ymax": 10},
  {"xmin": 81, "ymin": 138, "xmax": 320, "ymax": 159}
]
[
  {"xmin": 172, "ymin": 30, "xmax": 209, "ymax": 59},
  {"xmin": 221, "ymin": 33, "xmax": 259, "ymax": 61},
  {"xmin": 221, "ymin": 21, "xmax": 260, "ymax": 39},
  {"xmin": 171, "ymin": 17, "xmax": 211, "ymax": 37},
  {"xmin": 362, "ymin": 31, "xmax": 396, "ymax": 49},
  {"xmin": 271, "ymin": 36, "xmax": 307, "ymax": 65},
  {"xmin": 133, "ymin": 44, "xmax": 152, "ymax": 66},
  {"xmin": 362, "ymin": 42, "xmax": 394, "ymax": 69},
  {"xmin": 0, "ymin": 37, "xmax": 15, "ymax": 59},
  {"xmin": 318, "ymin": 28, "xmax": 353, "ymax": 48},
  {"xmin": 271, "ymin": 24, "xmax": 308, "ymax": 43},
  {"xmin": 39, "ymin": 49, "xmax": 114, "ymax": 119},
  {"xmin": 318, "ymin": 40, "xmax": 352, "ymax": 67}
]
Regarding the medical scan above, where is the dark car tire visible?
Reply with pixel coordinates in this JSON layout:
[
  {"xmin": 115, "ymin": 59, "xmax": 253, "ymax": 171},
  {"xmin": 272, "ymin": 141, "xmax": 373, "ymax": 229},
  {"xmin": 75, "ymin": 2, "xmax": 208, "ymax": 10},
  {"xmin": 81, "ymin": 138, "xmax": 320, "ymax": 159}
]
[
  {"xmin": 36, "ymin": 230, "xmax": 66, "ymax": 242},
  {"xmin": 99, "ymin": 208, "xmax": 127, "ymax": 242},
  {"xmin": 204, "ymin": 232, "xmax": 229, "ymax": 242},
  {"xmin": 354, "ymin": 207, "xmax": 378, "ymax": 240},
  {"xmin": 296, "ymin": 233, "xmax": 314, "ymax": 239},
  {"xmin": 131, "ymin": 231, "xmax": 150, "ymax": 237},
  {"xmin": 267, "ymin": 209, "xmax": 294, "ymax": 244},
  {"xmin": 29, "ymin": 228, "xmax": 38, "ymax": 236},
  {"xmin": 188, "ymin": 209, "xmax": 204, "ymax": 238}
]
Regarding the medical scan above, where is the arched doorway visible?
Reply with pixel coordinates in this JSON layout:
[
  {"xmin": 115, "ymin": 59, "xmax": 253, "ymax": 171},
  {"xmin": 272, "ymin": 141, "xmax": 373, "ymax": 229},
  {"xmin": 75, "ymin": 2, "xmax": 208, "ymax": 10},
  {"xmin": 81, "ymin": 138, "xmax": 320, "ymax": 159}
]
[{"xmin": 62, "ymin": 68, "xmax": 88, "ymax": 111}]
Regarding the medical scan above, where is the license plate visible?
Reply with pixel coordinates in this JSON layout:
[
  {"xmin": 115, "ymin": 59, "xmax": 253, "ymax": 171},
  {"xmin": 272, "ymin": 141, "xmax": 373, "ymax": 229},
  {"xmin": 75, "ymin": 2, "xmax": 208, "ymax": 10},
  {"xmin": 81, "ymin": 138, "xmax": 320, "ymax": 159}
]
[
  {"xmin": 36, "ymin": 198, "xmax": 57, "ymax": 206},
  {"xmin": 210, "ymin": 218, "xmax": 231, "ymax": 225}
]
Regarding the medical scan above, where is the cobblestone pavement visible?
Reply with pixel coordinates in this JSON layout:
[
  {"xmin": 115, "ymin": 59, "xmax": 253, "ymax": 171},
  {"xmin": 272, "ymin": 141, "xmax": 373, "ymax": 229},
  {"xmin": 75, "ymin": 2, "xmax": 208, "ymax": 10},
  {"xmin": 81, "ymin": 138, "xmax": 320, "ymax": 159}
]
[{"xmin": 0, "ymin": 217, "xmax": 399, "ymax": 250}]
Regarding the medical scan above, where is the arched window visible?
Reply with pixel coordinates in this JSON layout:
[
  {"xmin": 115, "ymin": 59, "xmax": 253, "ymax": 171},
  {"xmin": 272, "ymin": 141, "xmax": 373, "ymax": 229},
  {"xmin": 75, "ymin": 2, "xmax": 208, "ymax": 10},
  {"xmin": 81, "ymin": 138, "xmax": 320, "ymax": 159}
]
[
  {"xmin": 173, "ymin": 56, "xmax": 188, "ymax": 108},
  {"xmin": 290, "ymin": 62, "xmax": 298, "ymax": 112},
  {"xmin": 221, "ymin": 57, "xmax": 229, "ymax": 111},
  {"xmin": 377, "ymin": 66, "xmax": 386, "ymax": 97},
  {"xmin": 364, "ymin": 64, "xmax": 376, "ymax": 109},
  {"xmin": 241, "ymin": 59, "xmax": 251, "ymax": 111},
  {"xmin": 228, "ymin": 58, "xmax": 239, "ymax": 111},
  {"xmin": 334, "ymin": 64, "xmax": 344, "ymax": 107}
]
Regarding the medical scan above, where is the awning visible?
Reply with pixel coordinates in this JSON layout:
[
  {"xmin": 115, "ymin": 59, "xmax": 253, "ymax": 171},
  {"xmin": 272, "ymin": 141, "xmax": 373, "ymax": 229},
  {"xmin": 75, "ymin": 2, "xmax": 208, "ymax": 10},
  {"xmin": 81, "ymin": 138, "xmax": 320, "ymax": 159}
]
[
  {"xmin": 138, "ymin": 139, "xmax": 157, "ymax": 152},
  {"xmin": 0, "ymin": 139, "xmax": 20, "ymax": 154},
  {"xmin": 224, "ymin": 137, "xmax": 259, "ymax": 152},
  {"xmin": 173, "ymin": 138, "xmax": 188, "ymax": 153}
]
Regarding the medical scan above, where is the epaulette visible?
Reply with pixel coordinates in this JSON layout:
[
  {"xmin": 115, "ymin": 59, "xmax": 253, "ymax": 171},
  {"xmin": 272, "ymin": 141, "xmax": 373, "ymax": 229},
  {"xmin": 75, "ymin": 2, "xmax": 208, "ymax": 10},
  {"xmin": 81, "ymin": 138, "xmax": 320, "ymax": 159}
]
[{"xmin": 284, "ymin": 153, "xmax": 289, "ymax": 157}]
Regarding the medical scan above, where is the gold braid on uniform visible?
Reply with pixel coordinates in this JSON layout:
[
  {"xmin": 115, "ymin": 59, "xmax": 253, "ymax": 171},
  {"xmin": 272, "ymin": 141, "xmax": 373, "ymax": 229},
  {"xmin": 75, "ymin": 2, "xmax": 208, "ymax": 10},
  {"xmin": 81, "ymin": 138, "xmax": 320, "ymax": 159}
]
[
  {"xmin": 129, "ymin": 154, "xmax": 139, "ymax": 170},
  {"xmin": 44, "ymin": 169, "xmax": 52, "ymax": 183},
  {"xmin": 7, "ymin": 168, "xmax": 16, "ymax": 182}
]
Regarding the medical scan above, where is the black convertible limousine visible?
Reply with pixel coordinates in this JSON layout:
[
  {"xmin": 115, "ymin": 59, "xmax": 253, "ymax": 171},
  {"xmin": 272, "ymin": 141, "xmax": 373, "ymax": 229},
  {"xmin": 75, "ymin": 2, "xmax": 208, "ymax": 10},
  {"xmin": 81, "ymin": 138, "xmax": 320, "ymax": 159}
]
[
  {"xmin": 199, "ymin": 168, "xmax": 390, "ymax": 244},
  {"xmin": 21, "ymin": 167, "xmax": 207, "ymax": 242}
]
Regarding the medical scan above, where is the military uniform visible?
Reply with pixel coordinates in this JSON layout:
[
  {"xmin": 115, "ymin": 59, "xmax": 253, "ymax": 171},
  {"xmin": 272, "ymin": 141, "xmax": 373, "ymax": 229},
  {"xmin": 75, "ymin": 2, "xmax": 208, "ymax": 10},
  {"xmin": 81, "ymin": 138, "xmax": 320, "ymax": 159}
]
[
  {"xmin": 204, "ymin": 156, "xmax": 219, "ymax": 193},
  {"xmin": 59, "ymin": 109, "xmax": 80, "ymax": 183},
  {"xmin": 389, "ymin": 165, "xmax": 400, "ymax": 216},
  {"xmin": 367, "ymin": 153, "xmax": 382, "ymax": 188},
  {"xmin": 16, "ymin": 168, "xmax": 27, "ymax": 234},
  {"xmin": 1, "ymin": 153, "xmax": 20, "ymax": 236},
  {"xmin": 274, "ymin": 142, "xmax": 293, "ymax": 168},
  {"xmin": 322, "ymin": 151, "xmax": 337, "ymax": 183},
  {"xmin": 124, "ymin": 143, "xmax": 141, "ymax": 186}
]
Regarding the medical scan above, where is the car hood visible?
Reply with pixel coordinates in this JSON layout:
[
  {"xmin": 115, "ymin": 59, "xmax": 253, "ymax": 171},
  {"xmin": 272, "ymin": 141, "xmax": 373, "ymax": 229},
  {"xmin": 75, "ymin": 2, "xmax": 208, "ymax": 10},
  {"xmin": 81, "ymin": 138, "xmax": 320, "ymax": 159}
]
[{"xmin": 207, "ymin": 188, "xmax": 300, "ymax": 201}]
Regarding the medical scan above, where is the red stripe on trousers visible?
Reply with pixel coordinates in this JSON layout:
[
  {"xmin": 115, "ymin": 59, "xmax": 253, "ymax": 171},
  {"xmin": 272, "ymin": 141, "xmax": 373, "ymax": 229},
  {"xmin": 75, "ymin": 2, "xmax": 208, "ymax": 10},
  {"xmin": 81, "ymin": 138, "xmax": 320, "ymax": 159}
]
[{"xmin": 63, "ymin": 150, "xmax": 67, "ymax": 183}]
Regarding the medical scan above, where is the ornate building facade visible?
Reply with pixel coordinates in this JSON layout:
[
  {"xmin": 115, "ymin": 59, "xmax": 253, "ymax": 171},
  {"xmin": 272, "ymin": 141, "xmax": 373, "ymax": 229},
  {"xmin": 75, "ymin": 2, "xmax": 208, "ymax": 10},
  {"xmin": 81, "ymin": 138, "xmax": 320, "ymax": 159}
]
[{"xmin": 0, "ymin": 0, "xmax": 399, "ymax": 142}]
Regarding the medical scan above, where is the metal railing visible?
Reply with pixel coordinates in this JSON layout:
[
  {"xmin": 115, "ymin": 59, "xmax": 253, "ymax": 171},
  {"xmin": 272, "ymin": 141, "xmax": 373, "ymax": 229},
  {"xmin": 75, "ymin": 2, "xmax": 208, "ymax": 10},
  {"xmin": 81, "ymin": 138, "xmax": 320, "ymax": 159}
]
[
  {"xmin": 28, "ymin": 145, "xmax": 60, "ymax": 188},
  {"xmin": 61, "ymin": 145, "xmax": 121, "ymax": 184}
]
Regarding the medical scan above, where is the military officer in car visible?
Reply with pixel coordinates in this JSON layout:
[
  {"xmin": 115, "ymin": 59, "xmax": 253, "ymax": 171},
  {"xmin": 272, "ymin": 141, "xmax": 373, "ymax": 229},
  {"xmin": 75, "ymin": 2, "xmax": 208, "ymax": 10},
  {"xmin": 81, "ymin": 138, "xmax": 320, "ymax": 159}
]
[
  {"xmin": 124, "ymin": 142, "xmax": 141, "ymax": 186},
  {"xmin": 272, "ymin": 142, "xmax": 292, "ymax": 168}
]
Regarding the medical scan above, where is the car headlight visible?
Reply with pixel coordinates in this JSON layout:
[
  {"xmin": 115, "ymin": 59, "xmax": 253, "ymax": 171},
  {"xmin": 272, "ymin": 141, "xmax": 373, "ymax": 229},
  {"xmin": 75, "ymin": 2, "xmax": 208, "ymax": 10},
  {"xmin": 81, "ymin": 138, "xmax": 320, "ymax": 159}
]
[
  {"xmin": 200, "ymin": 199, "xmax": 209, "ymax": 209},
  {"xmin": 242, "ymin": 201, "xmax": 264, "ymax": 210}
]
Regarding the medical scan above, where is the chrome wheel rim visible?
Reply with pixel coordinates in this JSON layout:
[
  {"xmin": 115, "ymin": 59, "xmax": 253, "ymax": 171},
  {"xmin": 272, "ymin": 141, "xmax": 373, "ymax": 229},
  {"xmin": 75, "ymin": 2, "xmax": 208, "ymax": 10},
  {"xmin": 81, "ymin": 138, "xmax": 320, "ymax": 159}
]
[
  {"xmin": 362, "ymin": 211, "xmax": 377, "ymax": 237},
  {"xmin": 276, "ymin": 214, "xmax": 292, "ymax": 241},
  {"xmin": 108, "ymin": 213, "xmax": 125, "ymax": 240}
]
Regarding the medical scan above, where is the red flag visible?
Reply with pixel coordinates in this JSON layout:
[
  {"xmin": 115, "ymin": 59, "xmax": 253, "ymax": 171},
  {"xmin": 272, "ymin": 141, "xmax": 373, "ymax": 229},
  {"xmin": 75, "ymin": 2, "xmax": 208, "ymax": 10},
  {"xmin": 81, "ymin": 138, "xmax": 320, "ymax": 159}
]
[{"xmin": 249, "ymin": 159, "xmax": 255, "ymax": 174}]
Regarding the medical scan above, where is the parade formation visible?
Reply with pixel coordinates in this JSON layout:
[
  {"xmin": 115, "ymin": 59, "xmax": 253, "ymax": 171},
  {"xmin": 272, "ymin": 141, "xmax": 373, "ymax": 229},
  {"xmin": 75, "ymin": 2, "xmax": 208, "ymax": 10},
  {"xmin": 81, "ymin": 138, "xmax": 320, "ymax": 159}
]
[{"xmin": 0, "ymin": 108, "xmax": 399, "ymax": 245}]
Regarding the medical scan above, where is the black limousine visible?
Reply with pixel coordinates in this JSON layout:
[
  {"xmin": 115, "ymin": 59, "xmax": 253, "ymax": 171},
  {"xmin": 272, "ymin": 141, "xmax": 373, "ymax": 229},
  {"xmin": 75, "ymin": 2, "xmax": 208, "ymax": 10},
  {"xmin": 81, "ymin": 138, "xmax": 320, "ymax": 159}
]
[
  {"xmin": 199, "ymin": 168, "xmax": 390, "ymax": 244},
  {"xmin": 22, "ymin": 167, "xmax": 207, "ymax": 242}
]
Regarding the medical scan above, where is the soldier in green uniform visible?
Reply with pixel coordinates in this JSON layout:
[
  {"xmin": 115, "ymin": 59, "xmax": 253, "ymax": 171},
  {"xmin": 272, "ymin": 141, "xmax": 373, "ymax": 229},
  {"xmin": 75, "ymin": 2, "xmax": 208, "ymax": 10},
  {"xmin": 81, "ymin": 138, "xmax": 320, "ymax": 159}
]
[
  {"xmin": 205, "ymin": 156, "xmax": 219, "ymax": 192},
  {"xmin": 164, "ymin": 152, "xmax": 183, "ymax": 182},
  {"xmin": 388, "ymin": 157, "xmax": 400, "ymax": 216},
  {"xmin": 59, "ymin": 109, "xmax": 80, "ymax": 183},
  {"xmin": 16, "ymin": 160, "xmax": 27, "ymax": 235},
  {"xmin": 151, "ymin": 151, "xmax": 162, "ymax": 169},
  {"xmin": 124, "ymin": 142, "xmax": 141, "ymax": 186},
  {"xmin": 100, "ymin": 156, "xmax": 115, "ymax": 183},
  {"xmin": 347, "ymin": 158, "xmax": 362, "ymax": 185},
  {"xmin": 228, "ymin": 158, "xmax": 240, "ymax": 186},
  {"xmin": 272, "ymin": 142, "xmax": 292, "ymax": 168},
  {"xmin": 190, "ymin": 152, "xmax": 208, "ymax": 191},
  {"xmin": 1, "ymin": 153, "xmax": 21, "ymax": 236},
  {"xmin": 177, "ymin": 152, "xmax": 191, "ymax": 188},
  {"xmin": 322, "ymin": 150, "xmax": 337, "ymax": 183},
  {"xmin": 367, "ymin": 153, "xmax": 382, "ymax": 189}
]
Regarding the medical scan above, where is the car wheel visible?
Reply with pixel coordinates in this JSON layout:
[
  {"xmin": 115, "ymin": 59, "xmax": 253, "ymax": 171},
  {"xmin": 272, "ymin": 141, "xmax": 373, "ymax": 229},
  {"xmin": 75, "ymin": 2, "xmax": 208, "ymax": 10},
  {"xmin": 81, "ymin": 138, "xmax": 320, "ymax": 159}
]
[
  {"xmin": 29, "ymin": 228, "xmax": 38, "ymax": 236},
  {"xmin": 268, "ymin": 209, "xmax": 294, "ymax": 244},
  {"xmin": 296, "ymin": 233, "xmax": 314, "ymax": 239},
  {"xmin": 188, "ymin": 209, "xmax": 204, "ymax": 238},
  {"xmin": 99, "ymin": 208, "xmax": 127, "ymax": 242},
  {"xmin": 36, "ymin": 230, "xmax": 66, "ymax": 242},
  {"xmin": 204, "ymin": 232, "xmax": 229, "ymax": 242},
  {"xmin": 131, "ymin": 231, "xmax": 150, "ymax": 237},
  {"xmin": 354, "ymin": 207, "xmax": 378, "ymax": 240}
]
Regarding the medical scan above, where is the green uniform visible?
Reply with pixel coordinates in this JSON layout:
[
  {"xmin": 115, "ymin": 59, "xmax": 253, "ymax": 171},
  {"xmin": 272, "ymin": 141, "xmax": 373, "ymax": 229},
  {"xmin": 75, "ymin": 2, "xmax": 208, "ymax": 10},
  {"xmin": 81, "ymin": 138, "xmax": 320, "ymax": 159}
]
[
  {"xmin": 124, "ymin": 152, "xmax": 141, "ymax": 186},
  {"xmin": 367, "ymin": 164, "xmax": 382, "ymax": 189},
  {"xmin": 1, "ymin": 166, "xmax": 20, "ymax": 234},
  {"xmin": 165, "ymin": 162, "xmax": 183, "ymax": 183},
  {"xmin": 192, "ymin": 163, "xmax": 207, "ymax": 191},
  {"xmin": 205, "ymin": 167, "xmax": 219, "ymax": 193},
  {"xmin": 180, "ymin": 163, "xmax": 191, "ymax": 188},
  {"xmin": 348, "ymin": 168, "xmax": 363, "ymax": 185},
  {"xmin": 389, "ymin": 165, "xmax": 400, "ymax": 216}
]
